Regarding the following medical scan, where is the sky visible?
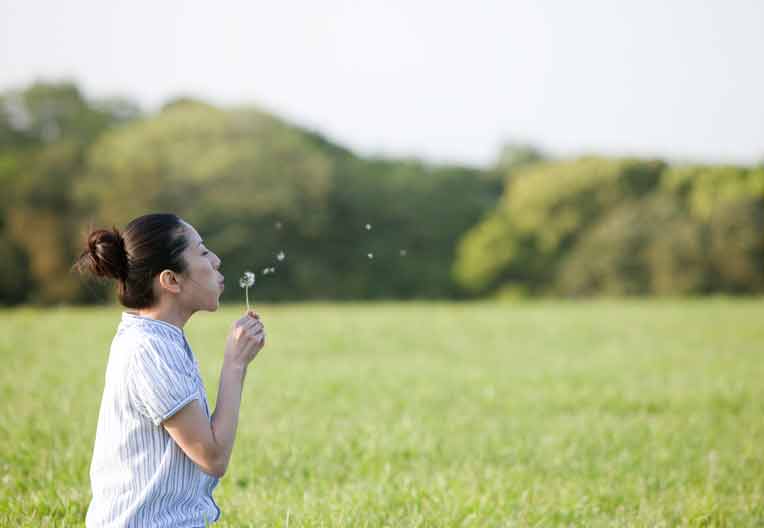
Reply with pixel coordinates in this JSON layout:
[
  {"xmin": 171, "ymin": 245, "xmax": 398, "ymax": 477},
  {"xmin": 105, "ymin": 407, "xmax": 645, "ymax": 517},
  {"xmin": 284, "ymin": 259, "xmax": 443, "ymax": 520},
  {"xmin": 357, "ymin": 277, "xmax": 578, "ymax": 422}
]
[{"xmin": 1, "ymin": 0, "xmax": 763, "ymax": 167}]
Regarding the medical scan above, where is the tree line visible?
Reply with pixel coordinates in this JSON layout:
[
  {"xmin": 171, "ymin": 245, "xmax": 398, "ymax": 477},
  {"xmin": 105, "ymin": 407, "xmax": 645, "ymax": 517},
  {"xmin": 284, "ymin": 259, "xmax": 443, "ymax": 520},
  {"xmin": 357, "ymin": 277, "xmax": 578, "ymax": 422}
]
[{"xmin": 0, "ymin": 82, "xmax": 761, "ymax": 305}]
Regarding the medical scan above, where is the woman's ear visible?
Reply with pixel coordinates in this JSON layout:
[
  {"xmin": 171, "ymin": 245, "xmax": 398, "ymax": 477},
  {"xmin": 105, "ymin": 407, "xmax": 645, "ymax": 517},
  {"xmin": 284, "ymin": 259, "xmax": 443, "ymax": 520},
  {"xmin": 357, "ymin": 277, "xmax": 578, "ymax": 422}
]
[{"xmin": 158, "ymin": 270, "xmax": 182, "ymax": 295}]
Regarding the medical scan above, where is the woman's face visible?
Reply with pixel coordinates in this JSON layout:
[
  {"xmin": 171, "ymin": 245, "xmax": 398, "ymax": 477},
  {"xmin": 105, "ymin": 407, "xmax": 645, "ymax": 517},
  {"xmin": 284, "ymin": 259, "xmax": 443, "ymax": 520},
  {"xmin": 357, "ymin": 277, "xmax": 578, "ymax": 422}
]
[{"xmin": 177, "ymin": 222, "xmax": 224, "ymax": 312}]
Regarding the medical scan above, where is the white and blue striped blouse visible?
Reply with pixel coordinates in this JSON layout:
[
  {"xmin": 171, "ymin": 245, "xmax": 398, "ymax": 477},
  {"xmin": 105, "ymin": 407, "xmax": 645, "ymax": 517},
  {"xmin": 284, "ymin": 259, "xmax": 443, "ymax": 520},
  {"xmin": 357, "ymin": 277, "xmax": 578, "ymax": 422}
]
[{"xmin": 86, "ymin": 312, "xmax": 221, "ymax": 527}]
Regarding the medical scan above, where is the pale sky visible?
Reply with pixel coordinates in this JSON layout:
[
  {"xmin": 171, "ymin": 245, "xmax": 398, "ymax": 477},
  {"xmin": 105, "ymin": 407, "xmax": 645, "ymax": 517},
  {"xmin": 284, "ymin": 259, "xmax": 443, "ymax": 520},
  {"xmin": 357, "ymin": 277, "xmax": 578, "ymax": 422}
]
[{"xmin": 2, "ymin": 0, "xmax": 763, "ymax": 166}]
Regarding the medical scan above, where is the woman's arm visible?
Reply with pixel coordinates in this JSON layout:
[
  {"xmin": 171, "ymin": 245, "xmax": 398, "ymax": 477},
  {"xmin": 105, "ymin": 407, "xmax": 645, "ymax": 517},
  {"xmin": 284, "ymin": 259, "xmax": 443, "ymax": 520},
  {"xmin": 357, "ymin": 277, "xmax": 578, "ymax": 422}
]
[{"xmin": 163, "ymin": 312, "xmax": 265, "ymax": 478}]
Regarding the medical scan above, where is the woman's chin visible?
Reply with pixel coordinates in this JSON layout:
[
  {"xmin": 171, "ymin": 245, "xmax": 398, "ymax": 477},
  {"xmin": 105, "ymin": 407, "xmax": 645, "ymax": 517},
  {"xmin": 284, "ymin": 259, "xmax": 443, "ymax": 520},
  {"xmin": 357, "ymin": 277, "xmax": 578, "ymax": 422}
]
[{"xmin": 198, "ymin": 298, "xmax": 220, "ymax": 312}]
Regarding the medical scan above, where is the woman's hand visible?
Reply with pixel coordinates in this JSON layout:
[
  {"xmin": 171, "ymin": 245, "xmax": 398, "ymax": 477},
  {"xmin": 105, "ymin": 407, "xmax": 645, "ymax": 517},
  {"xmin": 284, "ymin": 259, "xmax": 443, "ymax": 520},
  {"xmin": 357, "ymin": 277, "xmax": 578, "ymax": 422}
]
[{"xmin": 224, "ymin": 310, "xmax": 265, "ymax": 370}]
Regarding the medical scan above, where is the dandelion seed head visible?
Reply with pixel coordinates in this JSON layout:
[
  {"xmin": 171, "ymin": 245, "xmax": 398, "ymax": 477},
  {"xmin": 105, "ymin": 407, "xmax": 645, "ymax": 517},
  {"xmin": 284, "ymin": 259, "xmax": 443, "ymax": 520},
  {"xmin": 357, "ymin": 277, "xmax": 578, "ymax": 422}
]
[{"xmin": 239, "ymin": 271, "xmax": 255, "ymax": 288}]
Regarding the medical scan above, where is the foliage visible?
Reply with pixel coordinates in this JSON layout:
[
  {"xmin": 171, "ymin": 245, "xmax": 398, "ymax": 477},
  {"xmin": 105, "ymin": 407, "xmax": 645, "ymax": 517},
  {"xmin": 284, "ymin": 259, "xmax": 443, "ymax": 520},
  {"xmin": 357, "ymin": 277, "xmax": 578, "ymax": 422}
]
[
  {"xmin": 662, "ymin": 165, "xmax": 764, "ymax": 220},
  {"xmin": 454, "ymin": 158, "xmax": 666, "ymax": 294},
  {"xmin": 0, "ymin": 82, "xmax": 136, "ymax": 303},
  {"xmin": 2, "ymin": 80, "xmax": 763, "ymax": 303},
  {"xmin": 322, "ymin": 157, "xmax": 499, "ymax": 299},
  {"xmin": 557, "ymin": 196, "xmax": 707, "ymax": 296},
  {"xmin": 454, "ymin": 155, "xmax": 764, "ymax": 297},
  {"xmin": 707, "ymin": 197, "xmax": 764, "ymax": 293},
  {"xmin": 0, "ymin": 82, "xmax": 500, "ymax": 304}
]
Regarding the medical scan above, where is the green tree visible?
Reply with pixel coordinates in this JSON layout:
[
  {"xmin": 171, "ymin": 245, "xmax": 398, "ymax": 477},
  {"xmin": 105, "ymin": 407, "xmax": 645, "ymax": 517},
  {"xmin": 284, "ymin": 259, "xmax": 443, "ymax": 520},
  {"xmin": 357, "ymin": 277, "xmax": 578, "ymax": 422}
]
[
  {"xmin": 322, "ymin": 157, "xmax": 499, "ymax": 298},
  {"xmin": 0, "ymin": 82, "xmax": 138, "ymax": 303},
  {"xmin": 707, "ymin": 197, "xmax": 764, "ymax": 293},
  {"xmin": 662, "ymin": 165, "xmax": 764, "ymax": 293},
  {"xmin": 454, "ymin": 157, "xmax": 666, "ymax": 295},
  {"xmin": 558, "ymin": 196, "xmax": 707, "ymax": 296},
  {"xmin": 77, "ymin": 100, "xmax": 337, "ymax": 301}
]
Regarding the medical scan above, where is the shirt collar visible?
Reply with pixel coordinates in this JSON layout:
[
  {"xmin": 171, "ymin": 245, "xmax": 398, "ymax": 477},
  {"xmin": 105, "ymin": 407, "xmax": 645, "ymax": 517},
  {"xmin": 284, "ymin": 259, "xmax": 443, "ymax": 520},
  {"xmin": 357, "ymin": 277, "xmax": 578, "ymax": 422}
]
[{"xmin": 121, "ymin": 312, "xmax": 185, "ymax": 343}]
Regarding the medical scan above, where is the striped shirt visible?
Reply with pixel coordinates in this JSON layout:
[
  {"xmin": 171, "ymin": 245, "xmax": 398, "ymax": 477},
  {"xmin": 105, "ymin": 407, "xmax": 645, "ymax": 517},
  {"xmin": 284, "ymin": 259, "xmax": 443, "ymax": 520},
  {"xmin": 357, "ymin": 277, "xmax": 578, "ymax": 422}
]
[{"xmin": 86, "ymin": 312, "xmax": 221, "ymax": 527}]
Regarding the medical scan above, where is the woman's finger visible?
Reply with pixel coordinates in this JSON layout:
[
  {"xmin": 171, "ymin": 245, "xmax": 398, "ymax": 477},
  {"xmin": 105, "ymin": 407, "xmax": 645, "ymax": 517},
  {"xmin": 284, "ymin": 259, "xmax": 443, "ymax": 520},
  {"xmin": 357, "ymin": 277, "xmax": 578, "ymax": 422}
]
[{"xmin": 241, "ymin": 316, "xmax": 261, "ymax": 330}]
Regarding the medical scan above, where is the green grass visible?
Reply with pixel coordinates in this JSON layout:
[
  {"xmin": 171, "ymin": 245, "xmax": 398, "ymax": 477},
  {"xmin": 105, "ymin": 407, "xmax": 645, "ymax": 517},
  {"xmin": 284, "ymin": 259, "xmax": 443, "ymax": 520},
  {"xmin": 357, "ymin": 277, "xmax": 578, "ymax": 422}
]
[{"xmin": 1, "ymin": 300, "xmax": 763, "ymax": 527}]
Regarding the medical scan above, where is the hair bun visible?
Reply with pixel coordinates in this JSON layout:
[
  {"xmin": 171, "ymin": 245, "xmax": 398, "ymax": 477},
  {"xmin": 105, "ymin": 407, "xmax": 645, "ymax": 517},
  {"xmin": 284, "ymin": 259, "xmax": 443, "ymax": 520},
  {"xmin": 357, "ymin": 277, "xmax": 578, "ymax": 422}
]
[{"xmin": 80, "ymin": 228, "xmax": 129, "ymax": 281}]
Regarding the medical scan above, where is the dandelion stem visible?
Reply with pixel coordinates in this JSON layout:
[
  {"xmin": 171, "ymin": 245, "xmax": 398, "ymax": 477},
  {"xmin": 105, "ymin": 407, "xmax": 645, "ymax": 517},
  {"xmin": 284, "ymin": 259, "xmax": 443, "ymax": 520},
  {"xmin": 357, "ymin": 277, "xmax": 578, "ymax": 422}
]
[{"xmin": 239, "ymin": 271, "xmax": 255, "ymax": 311}]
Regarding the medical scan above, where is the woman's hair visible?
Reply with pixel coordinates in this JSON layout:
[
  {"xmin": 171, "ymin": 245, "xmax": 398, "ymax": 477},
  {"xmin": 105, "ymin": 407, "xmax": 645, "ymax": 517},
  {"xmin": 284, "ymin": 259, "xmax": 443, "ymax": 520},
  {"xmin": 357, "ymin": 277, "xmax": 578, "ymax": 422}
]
[{"xmin": 74, "ymin": 213, "xmax": 189, "ymax": 308}]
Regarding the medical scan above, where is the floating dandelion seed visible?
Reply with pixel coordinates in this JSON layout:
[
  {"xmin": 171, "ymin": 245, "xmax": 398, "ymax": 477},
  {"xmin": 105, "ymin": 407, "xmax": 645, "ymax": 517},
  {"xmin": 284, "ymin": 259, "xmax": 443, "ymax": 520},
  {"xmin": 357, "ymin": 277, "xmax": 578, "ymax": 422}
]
[
  {"xmin": 262, "ymin": 268, "xmax": 270, "ymax": 275},
  {"xmin": 399, "ymin": 249, "xmax": 407, "ymax": 257},
  {"xmin": 239, "ymin": 271, "xmax": 255, "ymax": 311},
  {"xmin": 276, "ymin": 251, "xmax": 285, "ymax": 261},
  {"xmin": 367, "ymin": 253, "xmax": 374, "ymax": 259},
  {"xmin": 365, "ymin": 223, "xmax": 372, "ymax": 231},
  {"xmin": 275, "ymin": 221, "xmax": 283, "ymax": 230}
]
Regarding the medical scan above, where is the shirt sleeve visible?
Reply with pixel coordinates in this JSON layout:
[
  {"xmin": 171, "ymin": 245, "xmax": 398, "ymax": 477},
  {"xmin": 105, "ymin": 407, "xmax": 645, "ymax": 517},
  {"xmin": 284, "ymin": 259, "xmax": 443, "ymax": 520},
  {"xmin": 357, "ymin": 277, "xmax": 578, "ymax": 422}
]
[{"xmin": 127, "ymin": 337, "xmax": 199, "ymax": 426}]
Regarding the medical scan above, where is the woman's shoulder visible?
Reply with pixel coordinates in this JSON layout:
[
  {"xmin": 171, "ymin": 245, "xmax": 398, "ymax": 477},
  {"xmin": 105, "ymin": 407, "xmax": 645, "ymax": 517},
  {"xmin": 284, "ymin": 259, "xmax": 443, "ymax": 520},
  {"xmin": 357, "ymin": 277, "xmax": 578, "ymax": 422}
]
[{"xmin": 113, "ymin": 316, "xmax": 191, "ymax": 367}]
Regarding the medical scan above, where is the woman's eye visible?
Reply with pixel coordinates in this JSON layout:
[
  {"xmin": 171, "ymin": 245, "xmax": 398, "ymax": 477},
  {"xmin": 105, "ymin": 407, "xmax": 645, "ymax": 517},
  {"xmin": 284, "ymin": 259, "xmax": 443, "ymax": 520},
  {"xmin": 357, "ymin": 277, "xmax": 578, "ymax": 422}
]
[{"xmin": 202, "ymin": 251, "xmax": 209, "ymax": 256}]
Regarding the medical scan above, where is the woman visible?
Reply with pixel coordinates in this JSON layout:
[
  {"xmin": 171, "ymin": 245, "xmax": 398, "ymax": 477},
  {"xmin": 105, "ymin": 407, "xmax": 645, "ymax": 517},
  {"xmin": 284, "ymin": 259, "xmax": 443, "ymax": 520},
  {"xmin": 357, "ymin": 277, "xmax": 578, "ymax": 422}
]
[{"xmin": 76, "ymin": 213, "xmax": 265, "ymax": 527}]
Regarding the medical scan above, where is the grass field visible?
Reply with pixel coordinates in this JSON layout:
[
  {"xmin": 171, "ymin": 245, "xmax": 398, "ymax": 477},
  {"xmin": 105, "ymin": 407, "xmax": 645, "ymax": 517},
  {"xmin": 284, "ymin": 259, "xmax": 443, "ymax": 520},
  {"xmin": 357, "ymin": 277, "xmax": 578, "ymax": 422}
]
[{"xmin": 1, "ymin": 300, "xmax": 763, "ymax": 527}]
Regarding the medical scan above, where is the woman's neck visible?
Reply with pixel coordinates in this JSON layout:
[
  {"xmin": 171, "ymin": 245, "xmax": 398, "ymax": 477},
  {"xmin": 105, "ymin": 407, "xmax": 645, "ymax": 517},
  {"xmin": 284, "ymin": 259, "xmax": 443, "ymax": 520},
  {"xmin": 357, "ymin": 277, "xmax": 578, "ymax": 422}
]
[{"xmin": 137, "ymin": 301, "xmax": 193, "ymax": 330}]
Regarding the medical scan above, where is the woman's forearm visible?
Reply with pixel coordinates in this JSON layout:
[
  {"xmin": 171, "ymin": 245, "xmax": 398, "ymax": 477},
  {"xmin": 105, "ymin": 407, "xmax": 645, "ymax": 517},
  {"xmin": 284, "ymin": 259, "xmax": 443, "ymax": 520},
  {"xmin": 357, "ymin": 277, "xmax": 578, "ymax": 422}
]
[
  {"xmin": 207, "ymin": 311, "xmax": 264, "ymax": 476},
  {"xmin": 209, "ymin": 359, "xmax": 247, "ymax": 474}
]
